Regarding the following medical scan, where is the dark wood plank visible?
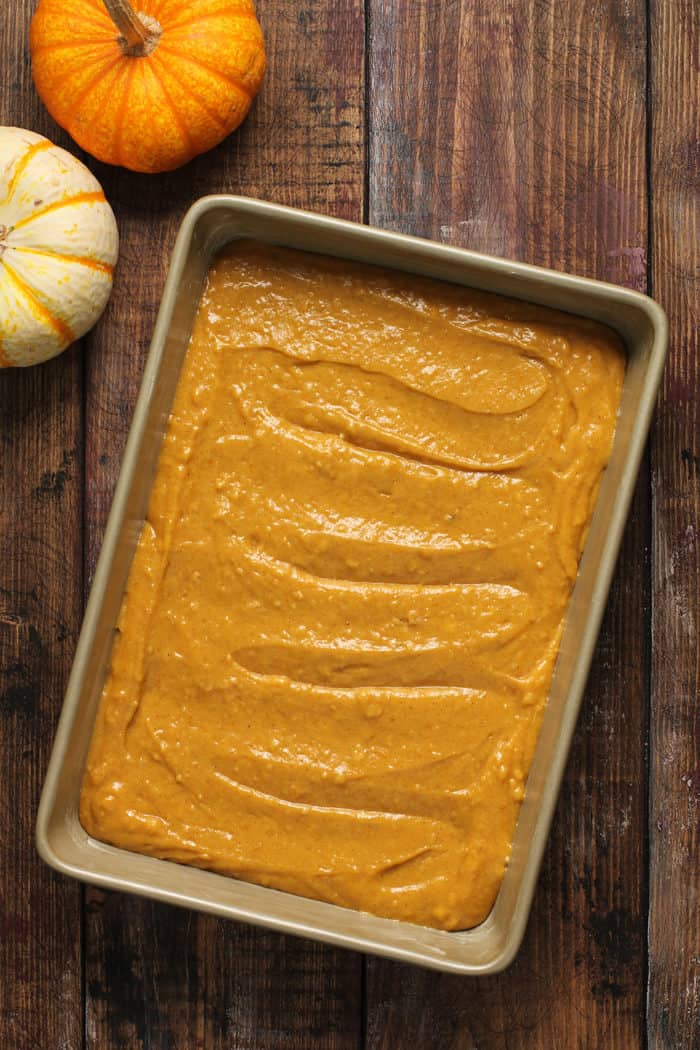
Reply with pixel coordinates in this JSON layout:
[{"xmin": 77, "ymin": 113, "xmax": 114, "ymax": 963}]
[
  {"xmin": 0, "ymin": 5, "xmax": 84, "ymax": 1046},
  {"xmin": 0, "ymin": 356, "xmax": 84, "ymax": 1050},
  {"xmin": 366, "ymin": 2, "xmax": 650, "ymax": 1046},
  {"xmin": 648, "ymin": 2, "xmax": 700, "ymax": 1046},
  {"xmin": 81, "ymin": 1, "xmax": 366, "ymax": 1046}
]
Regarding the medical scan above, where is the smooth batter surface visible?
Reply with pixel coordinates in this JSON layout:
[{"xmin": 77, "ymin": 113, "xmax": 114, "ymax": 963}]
[{"xmin": 81, "ymin": 242, "xmax": 625, "ymax": 930}]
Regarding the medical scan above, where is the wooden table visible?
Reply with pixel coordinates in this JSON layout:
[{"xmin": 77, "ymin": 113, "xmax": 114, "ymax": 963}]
[{"xmin": 1, "ymin": 1, "xmax": 698, "ymax": 1046}]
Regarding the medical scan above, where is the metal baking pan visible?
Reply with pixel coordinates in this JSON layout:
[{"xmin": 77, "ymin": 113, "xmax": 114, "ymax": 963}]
[{"xmin": 36, "ymin": 196, "xmax": 667, "ymax": 974}]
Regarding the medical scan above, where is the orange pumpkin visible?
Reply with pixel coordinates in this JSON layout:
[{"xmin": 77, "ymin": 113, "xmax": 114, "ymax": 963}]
[{"xmin": 30, "ymin": 0, "xmax": 266, "ymax": 174}]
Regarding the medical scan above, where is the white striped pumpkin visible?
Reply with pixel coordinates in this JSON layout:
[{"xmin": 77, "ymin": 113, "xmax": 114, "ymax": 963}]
[{"xmin": 0, "ymin": 127, "xmax": 118, "ymax": 367}]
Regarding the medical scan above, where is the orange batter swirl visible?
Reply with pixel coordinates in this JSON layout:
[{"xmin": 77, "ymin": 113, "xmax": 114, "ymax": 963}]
[{"xmin": 81, "ymin": 242, "xmax": 624, "ymax": 929}]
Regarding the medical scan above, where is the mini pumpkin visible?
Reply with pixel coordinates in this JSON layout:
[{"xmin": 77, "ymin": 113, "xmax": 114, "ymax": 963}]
[
  {"xmin": 30, "ymin": 0, "xmax": 267, "ymax": 174},
  {"xmin": 0, "ymin": 127, "xmax": 118, "ymax": 367}
]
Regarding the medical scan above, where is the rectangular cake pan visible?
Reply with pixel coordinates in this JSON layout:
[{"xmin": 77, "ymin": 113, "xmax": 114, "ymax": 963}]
[{"xmin": 37, "ymin": 196, "xmax": 667, "ymax": 975}]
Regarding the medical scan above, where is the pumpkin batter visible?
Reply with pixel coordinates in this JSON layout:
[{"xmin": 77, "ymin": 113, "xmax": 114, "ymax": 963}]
[{"xmin": 80, "ymin": 241, "xmax": 625, "ymax": 930}]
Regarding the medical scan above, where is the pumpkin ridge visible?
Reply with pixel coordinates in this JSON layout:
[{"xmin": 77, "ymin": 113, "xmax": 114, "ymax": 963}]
[
  {"xmin": 2, "ymin": 140, "xmax": 53, "ymax": 206},
  {"xmin": 31, "ymin": 53, "xmax": 122, "ymax": 116},
  {"xmin": 33, "ymin": 50, "xmax": 128, "ymax": 132},
  {"xmin": 30, "ymin": 39, "xmax": 118, "ymax": 55},
  {"xmin": 11, "ymin": 246, "xmax": 115, "ymax": 276},
  {"xmin": 112, "ymin": 59, "xmax": 140, "ymax": 168},
  {"xmin": 0, "ymin": 341, "xmax": 9, "ymax": 368},
  {"xmin": 64, "ymin": 52, "xmax": 128, "ymax": 120},
  {"xmin": 140, "ymin": 0, "xmax": 170, "ymax": 19},
  {"xmin": 155, "ymin": 43, "xmax": 252, "ymax": 99},
  {"xmin": 145, "ymin": 58, "xmax": 196, "ymax": 152},
  {"xmin": 31, "ymin": 13, "xmax": 112, "ymax": 43},
  {"xmin": 149, "ymin": 52, "xmax": 228, "ymax": 132},
  {"xmin": 158, "ymin": 7, "xmax": 259, "ymax": 33},
  {"xmin": 45, "ymin": 0, "xmax": 113, "ymax": 32},
  {"xmin": 2, "ymin": 259, "xmax": 75, "ymax": 345},
  {"xmin": 12, "ymin": 191, "xmax": 107, "ymax": 232}
]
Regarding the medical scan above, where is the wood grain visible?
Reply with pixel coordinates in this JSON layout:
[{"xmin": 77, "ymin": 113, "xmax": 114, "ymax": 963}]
[
  {"xmin": 80, "ymin": 1, "xmax": 366, "ymax": 1046},
  {"xmin": 0, "ymin": 6, "xmax": 84, "ymax": 1047},
  {"xmin": 3, "ymin": 0, "xmax": 700, "ymax": 1044},
  {"xmin": 648, "ymin": 2, "xmax": 700, "ymax": 1046},
  {"xmin": 366, "ymin": 2, "xmax": 650, "ymax": 1046}
]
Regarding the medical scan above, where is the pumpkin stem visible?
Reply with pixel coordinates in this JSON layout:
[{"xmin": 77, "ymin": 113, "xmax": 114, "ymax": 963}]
[{"xmin": 102, "ymin": 0, "xmax": 162, "ymax": 55}]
